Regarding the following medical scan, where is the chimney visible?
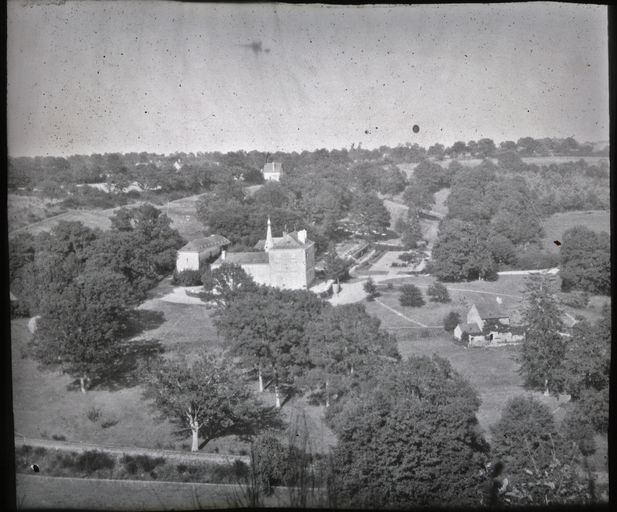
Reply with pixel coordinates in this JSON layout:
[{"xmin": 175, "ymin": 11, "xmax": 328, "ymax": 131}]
[
  {"xmin": 298, "ymin": 229, "xmax": 307, "ymax": 244},
  {"xmin": 221, "ymin": 250, "xmax": 226, "ymax": 261},
  {"xmin": 264, "ymin": 217, "xmax": 273, "ymax": 252}
]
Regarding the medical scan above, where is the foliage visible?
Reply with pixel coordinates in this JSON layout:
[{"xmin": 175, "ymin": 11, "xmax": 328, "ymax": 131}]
[
  {"xmin": 397, "ymin": 210, "xmax": 423, "ymax": 250},
  {"xmin": 143, "ymin": 351, "xmax": 282, "ymax": 450},
  {"xmin": 322, "ymin": 244, "xmax": 349, "ymax": 282},
  {"xmin": 399, "ymin": 284, "xmax": 425, "ymax": 307},
  {"xmin": 303, "ymin": 303, "xmax": 400, "ymax": 406},
  {"xmin": 363, "ymin": 277, "xmax": 378, "ymax": 300},
  {"xmin": 519, "ymin": 276, "xmax": 566, "ymax": 395},
  {"xmin": 201, "ymin": 263, "xmax": 258, "ymax": 306},
  {"xmin": 348, "ymin": 191, "xmax": 391, "ymax": 237},
  {"xmin": 427, "ymin": 281, "xmax": 450, "ymax": 303},
  {"xmin": 443, "ymin": 311, "xmax": 461, "ymax": 332},
  {"xmin": 515, "ymin": 248, "xmax": 560, "ymax": 271},
  {"xmin": 32, "ymin": 267, "xmax": 133, "ymax": 391},
  {"xmin": 432, "ymin": 219, "xmax": 497, "ymax": 281},
  {"xmin": 329, "ymin": 356, "xmax": 489, "ymax": 508},
  {"xmin": 172, "ymin": 269, "xmax": 203, "ymax": 287},
  {"xmin": 560, "ymin": 226, "xmax": 610, "ymax": 295},
  {"xmin": 490, "ymin": 396, "xmax": 592, "ymax": 506}
]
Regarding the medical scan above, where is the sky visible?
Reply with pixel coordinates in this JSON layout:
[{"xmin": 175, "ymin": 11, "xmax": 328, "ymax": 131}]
[{"xmin": 7, "ymin": 1, "xmax": 609, "ymax": 157}]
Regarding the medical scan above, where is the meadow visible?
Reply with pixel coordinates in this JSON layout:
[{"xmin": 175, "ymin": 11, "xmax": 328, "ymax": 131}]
[{"xmin": 540, "ymin": 210, "xmax": 610, "ymax": 254}]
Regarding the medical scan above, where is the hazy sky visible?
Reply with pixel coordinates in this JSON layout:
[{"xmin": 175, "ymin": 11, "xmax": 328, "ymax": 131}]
[{"xmin": 7, "ymin": 1, "xmax": 609, "ymax": 157}]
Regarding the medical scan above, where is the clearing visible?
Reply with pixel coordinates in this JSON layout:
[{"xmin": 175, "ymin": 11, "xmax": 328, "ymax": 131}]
[{"xmin": 541, "ymin": 210, "xmax": 610, "ymax": 253}]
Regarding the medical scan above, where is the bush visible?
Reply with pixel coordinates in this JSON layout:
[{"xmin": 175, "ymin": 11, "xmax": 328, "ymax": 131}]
[
  {"xmin": 10, "ymin": 300, "xmax": 29, "ymax": 319},
  {"xmin": 51, "ymin": 434, "xmax": 66, "ymax": 441},
  {"xmin": 427, "ymin": 282, "xmax": 450, "ymax": 303},
  {"xmin": 86, "ymin": 407, "xmax": 102, "ymax": 423},
  {"xmin": 443, "ymin": 311, "xmax": 460, "ymax": 332},
  {"xmin": 397, "ymin": 252, "xmax": 416, "ymax": 263},
  {"xmin": 74, "ymin": 451, "xmax": 115, "ymax": 475},
  {"xmin": 172, "ymin": 269, "xmax": 203, "ymax": 286},
  {"xmin": 121, "ymin": 454, "xmax": 166, "ymax": 474},
  {"xmin": 516, "ymin": 249, "xmax": 560, "ymax": 270},
  {"xmin": 399, "ymin": 284, "xmax": 424, "ymax": 307}
]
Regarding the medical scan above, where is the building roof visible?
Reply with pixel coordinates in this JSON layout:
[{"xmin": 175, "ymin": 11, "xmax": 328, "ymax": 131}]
[
  {"xmin": 471, "ymin": 296, "xmax": 508, "ymax": 319},
  {"xmin": 214, "ymin": 252, "xmax": 269, "ymax": 265},
  {"xmin": 255, "ymin": 231, "xmax": 312, "ymax": 250},
  {"xmin": 458, "ymin": 322, "xmax": 482, "ymax": 334},
  {"xmin": 179, "ymin": 235, "xmax": 231, "ymax": 253}
]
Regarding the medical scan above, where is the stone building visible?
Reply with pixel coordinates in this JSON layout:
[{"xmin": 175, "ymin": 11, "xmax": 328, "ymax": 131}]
[
  {"xmin": 262, "ymin": 162, "xmax": 283, "ymax": 182},
  {"xmin": 211, "ymin": 218, "xmax": 315, "ymax": 289},
  {"xmin": 454, "ymin": 297, "xmax": 524, "ymax": 347},
  {"xmin": 176, "ymin": 234, "xmax": 231, "ymax": 272}
]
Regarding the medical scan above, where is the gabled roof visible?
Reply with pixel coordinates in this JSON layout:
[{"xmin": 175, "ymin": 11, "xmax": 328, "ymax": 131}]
[
  {"xmin": 458, "ymin": 322, "xmax": 482, "ymax": 334},
  {"xmin": 179, "ymin": 235, "xmax": 231, "ymax": 253},
  {"xmin": 471, "ymin": 296, "xmax": 508, "ymax": 319},
  {"xmin": 214, "ymin": 252, "xmax": 269, "ymax": 265}
]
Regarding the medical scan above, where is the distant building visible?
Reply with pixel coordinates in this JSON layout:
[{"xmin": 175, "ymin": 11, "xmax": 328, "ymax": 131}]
[
  {"xmin": 454, "ymin": 296, "xmax": 524, "ymax": 347},
  {"xmin": 262, "ymin": 162, "xmax": 283, "ymax": 182},
  {"xmin": 211, "ymin": 218, "xmax": 315, "ymax": 290},
  {"xmin": 176, "ymin": 235, "xmax": 231, "ymax": 272}
]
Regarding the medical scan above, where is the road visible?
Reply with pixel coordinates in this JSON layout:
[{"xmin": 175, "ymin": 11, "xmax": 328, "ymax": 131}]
[{"xmin": 14, "ymin": 435, "xmax": 249, "ymax": 465}]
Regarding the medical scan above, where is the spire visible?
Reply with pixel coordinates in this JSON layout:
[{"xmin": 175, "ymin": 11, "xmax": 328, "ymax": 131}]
[{"xmin": 264, "ymin": 216, "xmax": 273, "ymax": 252}]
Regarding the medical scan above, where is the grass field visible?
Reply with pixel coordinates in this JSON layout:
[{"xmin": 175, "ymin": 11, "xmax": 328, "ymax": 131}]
[
  {"xmin": 8, "ymin": 194, "xmax": 67, "ymax": 232},
  {"xmin": 541, "ymin": 210, "xmax": 610, "ymax": 253}
]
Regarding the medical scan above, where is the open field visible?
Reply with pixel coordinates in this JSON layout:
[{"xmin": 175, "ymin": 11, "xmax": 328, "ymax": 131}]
[
  {"xmin": 7, "ymin": 194, "xmax": 67, "ymax": 232},
  {"xmin": 16, "ymin": 474, "xmax": 296, "ymax": 510},
  {"xmin": 540, "ymin": 210, "xmax": 610, "ymax": 253},
  {"xmin": 8, "ymin": 192, "xmax": 208, "ymax": 241}
]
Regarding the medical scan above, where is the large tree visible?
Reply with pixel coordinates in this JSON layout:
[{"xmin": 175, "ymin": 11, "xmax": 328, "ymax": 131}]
[
  {"xmin": 431, "ymin": 219, "xmax": 497, "ymax": 281},
  {"xmin": 215, "ymin": 288, "xmax": 325, "ymax": 407},
  {"xmin": 304, "ymin": 303, "xmax": 400, "ymax": 406},
  {"xmin": 32, "ymin": 268, "xmax": 132, "ymax": 392},
  {"xmin": 144, "ymin": 352, "xmax": 282, "ymax": 451},
  {"xmin": 519, "ymin": 276, "xmax": 567, "ymax": 395},
  {"xmin": 490, "ymin": 396, "xmax": 591, "ymax": 506},
  {"xmin": 348, "ymin": 192, "xmax": 390, "ymax": 237},
  {"xmin": 329, "ymin": 356, "xmax": 489, "ymax": 508},
  {"xmin": 560, "ymin": 226, "xmax": 610, "ymax": 295},
  {"xmin": 201, "ymin": 262, "xmax": 258, "ymax": 307}
]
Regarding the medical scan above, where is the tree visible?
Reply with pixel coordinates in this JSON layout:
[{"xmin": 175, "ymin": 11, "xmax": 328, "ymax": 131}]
[
  {"xmin": 363, "ymin": 278, "xmax": 378, "ymax": 300},
  {"xmin": 32, "ymin": 268, "xmax": 132, "ymax": 392},
  {"xmin": 519, "ymin": 276, "xmax": 566, "ymax": 395},
  {"xmin": 443, "ymin": 311, "xmax": 460, "ymax": 332},
  {"xmin": 488, "ymin": 233, "xmax": 517, "ymax": 266},
  {"xmin": 432, "ymin": 219, "xmax": 497, "ymax": 281},
  {"xmin": 560, "ymin": 226, "xmax": 610, "ymax": 295},
  {"xmin": 143, "ymin": 352, "xmax": 282, "ymax": 451},
  {"xmin": 215, "ymin": 288, "xmax": 326, "ymax": 407},
  {"xmin": 201, "ymin": 262, "xmax": 258, "ymax": 307},
  {"xmin": 490, "ymin": 396, "xmax": 591, "ymax": 506},
  {"xmin": 397, "ymin": 209, "xmax": 423, "ymax": 249},
  {"xmin": 329, "ymin": 356, "xmax": 489, "ymax": 508},
  {"xmin": 399, "ymin": 284, "xmax": 425, "ymax": 307},
  {"xmin": 304, "ymin": 304, "xmax": 400, "ymax": 407},
  {"xmin": 322, "ymin": 244, "xmax": 349, "ymax": 288},
  {"xmin": 450, "ymin": 141, "xmax": 467, "ymax": 158},
  {"xmin": 348, "ymin": 192, "xmax": 390, "ymax": 237},
  {"xmin": 427, "ymin": 281, "xmax": 450, "ymax": 303},
  {"xmin": 476, "ymin": 138, "xmax": 496, "ymax": 158}
]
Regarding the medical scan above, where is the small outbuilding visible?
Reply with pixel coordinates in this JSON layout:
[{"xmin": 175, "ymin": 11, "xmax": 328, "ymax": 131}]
[{"xmin": 176, "ymin": 235, "xmax": 230, "ymax": 272}]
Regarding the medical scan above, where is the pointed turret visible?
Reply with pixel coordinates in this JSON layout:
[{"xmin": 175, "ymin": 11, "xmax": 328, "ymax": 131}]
[{"xmin": 264, "ymin": 216, "xmax": 273, "ymax": 252}]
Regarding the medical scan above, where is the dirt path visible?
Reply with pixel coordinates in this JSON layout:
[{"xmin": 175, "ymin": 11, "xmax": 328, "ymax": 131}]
[{"xmin": 373, "ymin": 299, "xmax": 440, "ymax": 328}]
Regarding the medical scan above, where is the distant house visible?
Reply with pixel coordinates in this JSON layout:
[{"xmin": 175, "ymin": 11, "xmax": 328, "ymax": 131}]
[
  {"xmin": 176, "ymin": 235, "xmax": 231, "ymax": 272},
  {"xmin": 262, "ymin": 162, "xmax": 283, "ymax": 182},
  {"xmin": 454, "ymin": 296, "xmax": 524, "ymax": 347},
  {"xmin": 211, "ymin": 218, "xmax": 315, "ymax": 290}
]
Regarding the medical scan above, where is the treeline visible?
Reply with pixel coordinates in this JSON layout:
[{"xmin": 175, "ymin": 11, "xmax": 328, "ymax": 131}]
[
  {"xmin": 9, "ymin": 205, "xmax": 184, "ymax": 391},
  {"xmin": 196, "ymin": 153, "xmax": 396, "ymax": 253}
]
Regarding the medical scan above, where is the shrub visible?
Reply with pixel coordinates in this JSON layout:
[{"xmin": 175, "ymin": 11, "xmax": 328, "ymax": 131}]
[
  {"xmin": 172, "ymin": 269, "xmax": 203, "ymax": 286},
  {"xmin": 399, "ymin": 284, "xmax": 424, "ymax": 307},
  {"xmin": 86, "ymin": 407, "xmax": 102, "ymax": 423},
  {"xmin": 386, "ymin": 282, "xmax": 394, "ymax": 290},
  {"xmin": 51, "ymin": 434, "xmax": 66, "ymax": 441},
  {"xmin": 10, "ymin": 300, "xmax": 29, "ymax": 319},
  {"xmin": 397, "ymin": 252, "xmax": 416, "ymax": 263},
  {"xmin": 427, "ymin": 282, "xmax": 450, "ymax": 303},
  {"xmin": 557, "ymin": 291, "xmax": 590, "ymax": 309},
  {"xmin": 177, "ymin": 464, "xmax": 188, "ymax": 474},
  {"xmin": 121, "ymin": 454, "xmax": 166, "ymax": 474},
  {"xmin": 516, "ymin": 249, "xmax": 560, "ymax": 270},
  {"xmin": 443, "ymin": 311, "xmax": 460, "ymax": 332},
  {"xmin": 74, "ymin": 451, "xmax": 115, "ymax": 475},
  {"xmin": 101, "ymin": 419, "xmax": 119, "ymax": 429}
]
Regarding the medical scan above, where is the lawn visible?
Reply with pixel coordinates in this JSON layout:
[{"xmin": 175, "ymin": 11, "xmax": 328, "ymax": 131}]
[{"xmin": 540, "ymin": 210, "xmax": 610, "ymax": 253}]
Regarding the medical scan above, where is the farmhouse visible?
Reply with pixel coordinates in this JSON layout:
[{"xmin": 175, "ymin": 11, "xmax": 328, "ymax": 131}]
[
  {"xmin": 262, "ymin": 162, "xmax": 283, "ymax": 182},
  {"xmin": 211, "ymin": 218, "xmax": 315, "ymax": 289},
  {"xmin": 176, "ymin": 234, "xmax": 231, "ymax": 272},
  {"xmin": 454, "ymin": 296, "xmax": 524, "ymax": 347}
]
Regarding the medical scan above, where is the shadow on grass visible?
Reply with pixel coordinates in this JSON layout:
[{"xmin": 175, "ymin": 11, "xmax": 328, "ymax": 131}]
[
  {"xmin": 120, "ymin": 309, "xmax": 166, "ymax": 339},
  {"xmin": 83, "ymin": 338, "xmax": 165, "ymax": 392}
]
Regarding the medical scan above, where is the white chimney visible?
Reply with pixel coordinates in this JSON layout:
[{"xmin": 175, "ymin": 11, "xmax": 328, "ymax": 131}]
[
  {"xmin": 496, "ymin": 297, "xmax": 502, "ymax": 304},
  {"xmin": 221, "ymin": 250, "xmax": 226, "ymax": 261},
  {"xmin": 298, "ymin": 229, "xmax": 307, "ymax": 244}
]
